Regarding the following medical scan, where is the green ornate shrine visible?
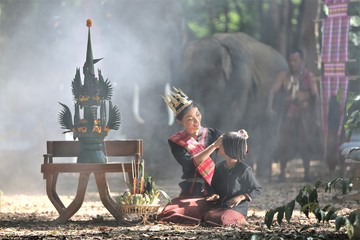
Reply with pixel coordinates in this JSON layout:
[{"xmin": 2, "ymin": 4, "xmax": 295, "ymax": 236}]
[{"xmin": 58, "ymin": 19, "xmax": 121, "ymax": 163}]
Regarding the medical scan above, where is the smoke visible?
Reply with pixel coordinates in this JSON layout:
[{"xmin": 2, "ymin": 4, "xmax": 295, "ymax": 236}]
[{"xmin": 0, "ymin": 0, "xmax": 185, "ymax": 194}]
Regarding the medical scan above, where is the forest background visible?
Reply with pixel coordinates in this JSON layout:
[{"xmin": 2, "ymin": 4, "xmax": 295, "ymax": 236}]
[{"xmin": 0, "ymin": 0, "xmax": 359, "ymax": 194}]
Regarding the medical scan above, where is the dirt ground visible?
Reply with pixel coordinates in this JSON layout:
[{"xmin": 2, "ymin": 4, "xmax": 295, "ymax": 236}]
[{"xmin": 0, "ymin": 160, "xmax": 359, "ymax": 239}]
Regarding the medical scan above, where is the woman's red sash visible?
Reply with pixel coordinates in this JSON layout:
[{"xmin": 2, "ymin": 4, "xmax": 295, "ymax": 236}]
[{"xmin": 169, "ymin": 128, "xmax": 215, "ymax": 185}]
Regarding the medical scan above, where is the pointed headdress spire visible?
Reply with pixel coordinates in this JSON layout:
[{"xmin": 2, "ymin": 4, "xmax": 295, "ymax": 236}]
[{"xmin": 162, "ymin": 87, "xmax": 193, "ymax": 116}]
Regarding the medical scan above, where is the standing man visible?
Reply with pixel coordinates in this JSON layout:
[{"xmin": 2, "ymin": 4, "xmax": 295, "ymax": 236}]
[{"xmin": 267, "ymin": 49, "xmax": 321, "ymax": 181}]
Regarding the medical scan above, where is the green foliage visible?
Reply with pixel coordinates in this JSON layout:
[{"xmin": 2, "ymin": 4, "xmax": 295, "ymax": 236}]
[
  {"xmin": 144, "ymin": 176, "xmax": 171, "ymax": 204},
  {"xmin": 348, "ymin": 0, "xmax": 360, "ymax": 46},
  {"xmin": 349, "ymin": 15, "xmax": 360, "ymax": 46},
  {"xmin": 188, "ymin": 22, "xmax": 210, "ymax": 38},
  {"xmin": 117, "ymin": 175, "xmax": 171, "ymax": 206},
  {"xmin": 325, "ymin": 178, "xmax": 354, "ymax": 194},
  {"xmin": 264, "ymin": 178, "xmax": 356, "ymax": 237},
  {"xmin": 181, "ymin": 0, "xmax": 261, "ymax": 38},
  {"xmin": 335, "ymin": 211, "xmax": 360, "ymax": 240},
  {"xmin": 181, "ymin": 0, "xmax": 303, "ymax": 45},
  {"xmin": 344, "ymin": 93, "xmax": 360, "ymax": 140},
  {"xmin": 285, "ymin": 200, "xmax": 296, "ymax": 222}
]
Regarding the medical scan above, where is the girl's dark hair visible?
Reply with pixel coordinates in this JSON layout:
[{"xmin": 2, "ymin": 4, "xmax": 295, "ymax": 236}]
[
  {"xmin": 222, "ymin": 131, "xmax": 247, "ymax": 161},
  {"xmin": 176, "ymin": 102, "xmax": 198, "ymax": 121}
]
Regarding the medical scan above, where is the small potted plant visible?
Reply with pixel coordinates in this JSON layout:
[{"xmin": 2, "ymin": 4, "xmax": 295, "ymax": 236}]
[{"xmin": 116, "ymin": 160, "xmax": 170, "ymax": 224}]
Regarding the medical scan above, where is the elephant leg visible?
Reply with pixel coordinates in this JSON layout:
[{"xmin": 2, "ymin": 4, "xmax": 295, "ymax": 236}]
[
  {"xmin": 279, "ymin": 158, "xmax": 287, "ymax": 181},
  {"xmin": 254, "ymin": 123, "xmax": 277, "ymax": 181},
  {"xmin": 277, "ymin": 137, "xmax": 294, "ymax": 181},
  {"xmin": 256, "ymin": 146, "xmax": 273, "ymax": 181},
  {"xmin": 252, "ymin": 105, "xmax": 284, "ymax": 182},
  {"xmin": 302, "ymin": 158, "xmax": 311, "ymax": 182}
]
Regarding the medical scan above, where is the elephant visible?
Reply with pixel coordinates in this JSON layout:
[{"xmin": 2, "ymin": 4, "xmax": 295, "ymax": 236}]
[{"xmin": 173, "ymin": 32, "xmax": 289, "ymax": 179}]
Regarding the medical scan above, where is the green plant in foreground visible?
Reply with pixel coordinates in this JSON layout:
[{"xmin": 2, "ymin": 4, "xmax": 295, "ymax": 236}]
[
  {"xmin": 343, "ymin": 92, "xmax": 360, "ymax": 141},
  {"xmin": 265, "ymin": 178, "xmax": 360, "ymax": 239}
]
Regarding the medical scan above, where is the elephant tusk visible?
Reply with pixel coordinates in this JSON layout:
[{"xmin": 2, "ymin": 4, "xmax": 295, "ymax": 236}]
[
  {"xmin": 133, "ymin": 83, "xmax": 145, "ymax": 124},
  {"xmin": 165, "ymin": 83, "xmax": 175, "ymax": 126}
]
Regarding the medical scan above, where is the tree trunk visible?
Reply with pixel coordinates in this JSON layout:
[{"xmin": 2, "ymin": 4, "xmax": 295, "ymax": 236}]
[
  {"xmin": 269, "ymin": 0, "xmax": 291, "ymax": 56},
  {"xmin": 298, "ymin": 0, "xmax": 320, "ymax": 76}
]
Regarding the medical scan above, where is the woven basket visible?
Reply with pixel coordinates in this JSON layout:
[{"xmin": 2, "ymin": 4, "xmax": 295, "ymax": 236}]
[{"xmin": 119, "ymin": 204, "xmax": 160, "ymax": 214}]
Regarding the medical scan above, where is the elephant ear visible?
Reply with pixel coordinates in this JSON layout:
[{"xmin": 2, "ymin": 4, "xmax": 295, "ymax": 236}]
[
  {"xmin": 219, "ymin": 44, "xmax": 232, "ymax": 81},
  {"xmin": 214, "ymin": 33, "xmax": 254, "ymax": 86}
]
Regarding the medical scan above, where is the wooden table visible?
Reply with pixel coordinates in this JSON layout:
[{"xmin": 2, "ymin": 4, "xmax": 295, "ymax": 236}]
[{"xmin": 41, "ymin": 140, "xmax": 143, "ymax": 223}]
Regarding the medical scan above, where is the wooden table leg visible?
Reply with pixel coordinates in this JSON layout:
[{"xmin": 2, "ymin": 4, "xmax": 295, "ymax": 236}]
[
  {"xmin": 94, "ymin": 172, "xmax": 122, "ymax": 221},
  {"xmin": 45, "ymin": 172, "xmax": 66, "ymax": 214},
  {"xmin": 55, "ymin": 172, "xmax": 90, "ymax": 224}
]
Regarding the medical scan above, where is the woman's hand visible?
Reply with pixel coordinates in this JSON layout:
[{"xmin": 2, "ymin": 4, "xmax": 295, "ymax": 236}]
[
  {"xmin": 212, "ymin": 135, "xmax": 223, "ymax": 148},
  {"xmin": 226, "ymin": 194, "xmax": 247, "ymax": 208},
  {"xmin": 194, "ymin": 135, "xmax": 223, "ymax": 166},
  {"xmin": 206, "ymin": 194, "xmax": 220, "ymax": 202}
]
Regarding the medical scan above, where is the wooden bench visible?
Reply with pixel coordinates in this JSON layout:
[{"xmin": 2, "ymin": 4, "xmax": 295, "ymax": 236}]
[{"xmin": 41, "ymin": 139, "xmax": 143, "ymax": 223}]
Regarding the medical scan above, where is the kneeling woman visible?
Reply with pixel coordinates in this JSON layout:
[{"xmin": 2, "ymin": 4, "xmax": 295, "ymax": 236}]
[
  {"xmin": 204, "ymin": 131, "xmax": 263, "ymax": 226},
  {"xmin": 157, "ymin": 87, "xmax": 223, "ymax": 225}
]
